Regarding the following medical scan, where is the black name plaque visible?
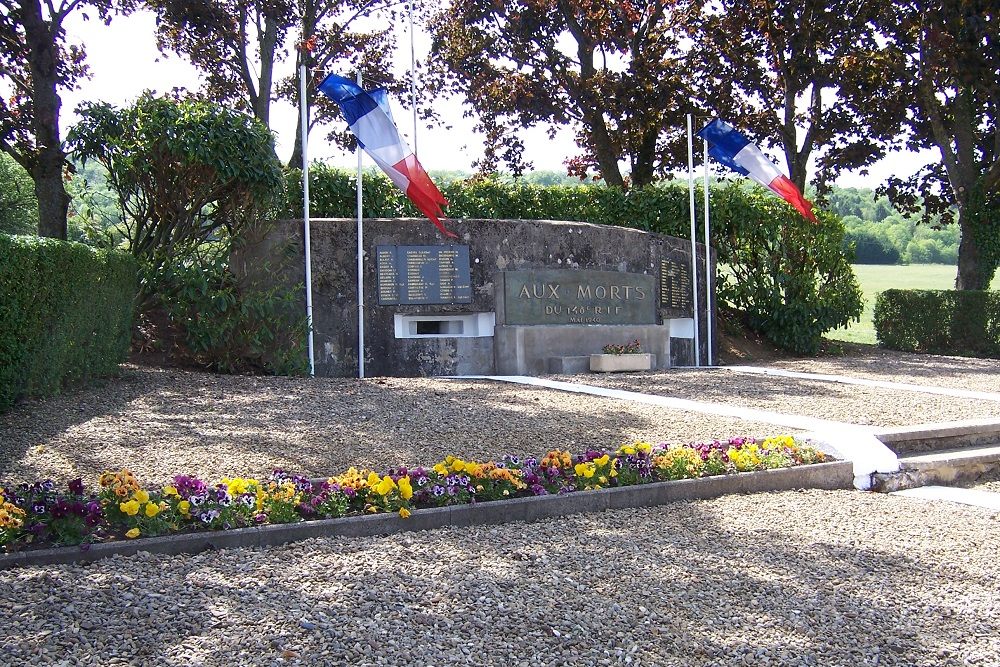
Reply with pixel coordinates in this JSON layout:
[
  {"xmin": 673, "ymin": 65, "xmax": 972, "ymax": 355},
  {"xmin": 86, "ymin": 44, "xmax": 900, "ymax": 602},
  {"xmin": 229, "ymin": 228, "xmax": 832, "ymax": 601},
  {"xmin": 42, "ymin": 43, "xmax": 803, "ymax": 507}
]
[{"xmin": 376, "ymin": 245, "xmax": 472, "ymax": 305}]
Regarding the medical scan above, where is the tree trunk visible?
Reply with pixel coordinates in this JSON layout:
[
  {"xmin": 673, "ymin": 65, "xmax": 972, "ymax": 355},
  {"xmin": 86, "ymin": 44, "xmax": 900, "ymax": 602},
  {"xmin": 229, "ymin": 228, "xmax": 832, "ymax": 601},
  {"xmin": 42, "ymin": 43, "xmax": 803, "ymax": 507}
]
[
  {"xmin": 586, "ymin": 115, "xmax": 625, "ymax": 188},
  {"xmin": 32, "ymin": 162, "xmax": 69, "ymax": 239},
  {"xmin": 23, "ymin": 0, "xmax": 69, "ymax": 239},
  {"xmin": 288, "ymin": 118, "xmax": 304, "ymax": 170},
  {"xmin": 955, "ymin": 204, "xmax": 991, "ymax": 290},
  {"xmin": 629, "ymin": 128, "xmax": 657, "ymax": 188}
]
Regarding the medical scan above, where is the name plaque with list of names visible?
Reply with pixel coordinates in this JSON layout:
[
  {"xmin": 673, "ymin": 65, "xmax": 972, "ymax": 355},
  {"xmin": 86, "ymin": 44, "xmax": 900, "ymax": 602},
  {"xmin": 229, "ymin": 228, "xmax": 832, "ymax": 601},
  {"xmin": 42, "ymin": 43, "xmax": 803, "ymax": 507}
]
[
  {"xmin": 660, "ymin": 259, "xmax": 692, "ymax": 313},
  {"xmin": 376, "ymin": 245, "xmax": 472, "ymax": 305}
]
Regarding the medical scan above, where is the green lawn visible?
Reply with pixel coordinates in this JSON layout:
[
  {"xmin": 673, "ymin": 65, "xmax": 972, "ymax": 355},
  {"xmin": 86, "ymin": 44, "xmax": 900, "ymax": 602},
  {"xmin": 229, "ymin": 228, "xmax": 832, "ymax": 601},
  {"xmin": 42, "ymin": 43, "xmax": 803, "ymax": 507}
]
[{"xmin": 826, "ymin": 264, "xmax": 1000, "ymax": 345}]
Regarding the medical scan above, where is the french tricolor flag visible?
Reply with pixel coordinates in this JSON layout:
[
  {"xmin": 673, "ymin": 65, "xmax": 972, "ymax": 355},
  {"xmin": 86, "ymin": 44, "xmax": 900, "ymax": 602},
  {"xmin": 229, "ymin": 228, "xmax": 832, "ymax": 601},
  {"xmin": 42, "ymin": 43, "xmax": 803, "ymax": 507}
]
[
  {"xmin": 318, "ymin": 73, "xmax": 456, "ymax": 238},
  {"xmin": 697, "ymin": 119, "xmax": 817, "ymax": 223}
]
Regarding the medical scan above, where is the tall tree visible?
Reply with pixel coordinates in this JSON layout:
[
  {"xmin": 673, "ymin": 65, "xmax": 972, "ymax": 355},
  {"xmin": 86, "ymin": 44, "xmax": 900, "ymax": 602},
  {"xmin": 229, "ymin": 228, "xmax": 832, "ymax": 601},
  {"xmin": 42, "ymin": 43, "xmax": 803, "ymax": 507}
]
[
  {"xmin": 428, "ymin": 0, "xmax": 703, "ymax": 187},
  {"xmin": 877, "ymin": 0, "xmax": 999, "ymax": 290},
  {"xmin": 145, "ymin": 0, "xmax": 409, "ymax": 166},
  {"xmin": 693, "ymin": 0, "xmax": 900, "ymax": 194},
  {"xmin": 0, "ymin": 0, "xmax": 111, "ymax": 238}
]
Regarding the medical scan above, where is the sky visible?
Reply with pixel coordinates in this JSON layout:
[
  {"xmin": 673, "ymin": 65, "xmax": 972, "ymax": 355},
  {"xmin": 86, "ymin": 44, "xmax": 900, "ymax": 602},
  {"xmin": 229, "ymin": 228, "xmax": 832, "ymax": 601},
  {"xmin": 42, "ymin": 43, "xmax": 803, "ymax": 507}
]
[{"xmin": 60, "ymin": 10, "xmax": 934, "ymax": 189}]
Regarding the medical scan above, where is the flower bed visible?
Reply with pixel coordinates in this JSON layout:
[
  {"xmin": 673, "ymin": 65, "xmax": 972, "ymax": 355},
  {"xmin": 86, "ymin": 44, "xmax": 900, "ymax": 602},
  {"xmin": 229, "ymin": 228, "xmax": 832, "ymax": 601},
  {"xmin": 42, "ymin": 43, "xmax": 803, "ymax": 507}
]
[{"xmin": 0, "ymin": 436, "xmax": 826, "ymax": 552}]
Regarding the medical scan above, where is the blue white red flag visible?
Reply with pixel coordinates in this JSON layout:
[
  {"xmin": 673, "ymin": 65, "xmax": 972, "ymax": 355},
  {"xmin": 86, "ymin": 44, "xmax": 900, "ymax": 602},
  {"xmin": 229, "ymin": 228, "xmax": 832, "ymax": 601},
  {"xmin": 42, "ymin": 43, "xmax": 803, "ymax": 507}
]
[
  {"xmin": 696, "ymin": 119, "xmax": 817, "ymax": 222},
  {"xmin": 317, "ymin": 73, "xmax": 456, "ymax": 238}
]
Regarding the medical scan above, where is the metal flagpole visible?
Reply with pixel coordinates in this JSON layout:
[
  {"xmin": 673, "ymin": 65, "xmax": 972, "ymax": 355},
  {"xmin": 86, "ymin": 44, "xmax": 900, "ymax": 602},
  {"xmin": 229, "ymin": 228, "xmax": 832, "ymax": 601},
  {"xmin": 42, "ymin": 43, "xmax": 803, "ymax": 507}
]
[
  {"xmin": 356, "ymin": 70, "xmax": 365, "ymax": 379},
  {"xmin": 703, "ymin": 134, "xmax": 713, "ymax": 366},
  {"xmin": 408, "ymin": 2, "xmax": 418, "ymax": 155},
  {"xmin": 686, "ymin": 113, "xmax": 701, "ymax": 367},
  {"xmin": 300, "ymin": 62, "xmax": 315, "ymax": 377}
]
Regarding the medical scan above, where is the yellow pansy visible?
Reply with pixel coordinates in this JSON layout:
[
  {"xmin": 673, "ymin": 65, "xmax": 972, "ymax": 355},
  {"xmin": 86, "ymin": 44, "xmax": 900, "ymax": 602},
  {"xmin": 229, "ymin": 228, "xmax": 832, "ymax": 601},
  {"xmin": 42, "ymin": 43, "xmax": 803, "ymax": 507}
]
[
  {"xmin": 374, "ymin": 476, "xmax": 396, "ymax": 496},
  {"xmin": 398, "ymin": 507, "xmax": 411, "ymax": 519},
  {"xmin": 177, "ymin": 500, "xmax": 191, "ymax": 515},
  {"xmin": 119, "ymin": 500, "xmax": 140, "ymax": 516},
  {"xmin": 163, "ymin": 486, "xmax": 178, "ymax": 497},
  {"xmin": 451, "ymin": 459, "xmax": 466, "ymax": 472},
  {"xmin": 134, "ymin": 489, "xmax": 150, "ymax": 504},
  {"xmin": 144, "ymin": 502, "xmax": 161, "ymax": 518},
  {"xmin": 125, "ymin": 528, "xmax": 140, "ymax": 539},
  {"xmin": 397, "ymin": 477, "xmax": 413, "ymax": 500},
  {"xmin": 366, "ymin": 471, "xmax": 382, "ymax": 488},
  {"xmin": 433, "ymin": 463, "xmax": 448, "ymax": 475}
]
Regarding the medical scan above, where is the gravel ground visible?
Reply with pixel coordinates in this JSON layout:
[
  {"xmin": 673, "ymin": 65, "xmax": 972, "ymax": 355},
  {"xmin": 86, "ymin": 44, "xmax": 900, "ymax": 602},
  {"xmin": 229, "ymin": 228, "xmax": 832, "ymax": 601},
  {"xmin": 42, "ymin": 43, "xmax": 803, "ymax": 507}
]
[
  {"xmin": 3, "ymin": 350, "xmax": 999, "ymax": 486},
  {"xmin": 0, "ymin": 366, "xmax": 791, "ymax": 487},
  {"xmin": 564, "ymin": 368, "xmax": 1000, "ymax": 428},
  {"xmin": 970, "ymin": 469, "xmax": 1000, "ymax": 494},
  {"xmin": 1, "ymin": 490, "xmax": 997, "ymax": 667},
  {"xmin": 2, "ymin": 352, "xmax": 999, "ymax": 666},
  {"xmin": 761, "ymin": 347, "xmax": 1000, "ymax": 394}
]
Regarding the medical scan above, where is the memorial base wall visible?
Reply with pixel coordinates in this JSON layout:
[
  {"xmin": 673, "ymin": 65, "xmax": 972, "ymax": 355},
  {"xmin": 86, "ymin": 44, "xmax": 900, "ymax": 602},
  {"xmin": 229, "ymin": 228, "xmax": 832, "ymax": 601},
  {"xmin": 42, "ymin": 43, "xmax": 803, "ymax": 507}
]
[{"xmin": 494, "ymin": 324, "xmax": 670, "ymax": 376}]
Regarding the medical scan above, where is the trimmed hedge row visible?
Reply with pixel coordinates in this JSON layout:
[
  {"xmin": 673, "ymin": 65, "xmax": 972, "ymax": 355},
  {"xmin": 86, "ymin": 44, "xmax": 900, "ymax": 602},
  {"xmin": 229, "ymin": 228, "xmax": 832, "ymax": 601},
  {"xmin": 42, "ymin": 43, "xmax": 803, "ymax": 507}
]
[
  {"xmin": 0, "ymin": 234, "xmax": 137, "ymax": 411},
  {"xmin": 873, "ymin": 289, "xmax": 1000, "ymax": 358}
]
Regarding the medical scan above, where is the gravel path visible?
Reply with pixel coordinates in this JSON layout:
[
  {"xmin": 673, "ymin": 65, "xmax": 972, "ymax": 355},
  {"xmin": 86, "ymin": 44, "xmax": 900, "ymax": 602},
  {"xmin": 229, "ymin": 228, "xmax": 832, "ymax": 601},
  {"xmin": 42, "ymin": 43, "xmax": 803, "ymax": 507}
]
[
  {"xmin": 761, "ymin": 347, "xmax": 1000, "ymax": 394},
  {"xmin": 1, "ymin": 489, "xmax": 997, "ymax": 667},
  {"xmin": 4, "ymin": 351, "xmax": 1000, "ymax": 486},
  {"xmin": 564, "ymin": 368, "xmax": 1000, "ymax": 428},
  {"xmin": 0, "ymin": 366, "xmax": 790, "ymax": 487},
  {"xmin": 2, "ymin": 352, "xmax": 999, "ymax": 665}
]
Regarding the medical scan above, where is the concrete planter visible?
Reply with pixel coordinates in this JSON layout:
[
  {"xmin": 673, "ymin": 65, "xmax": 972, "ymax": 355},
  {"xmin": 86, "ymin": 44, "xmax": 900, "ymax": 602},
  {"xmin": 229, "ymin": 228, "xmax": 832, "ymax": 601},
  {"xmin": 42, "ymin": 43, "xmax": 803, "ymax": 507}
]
[
  {"xmin": 0, "ymin": 460, "xmax": 853, "ymax": 570},
  {"xmin": 590, "ymin": 353, "xmax": 654, "ymax": 372}
]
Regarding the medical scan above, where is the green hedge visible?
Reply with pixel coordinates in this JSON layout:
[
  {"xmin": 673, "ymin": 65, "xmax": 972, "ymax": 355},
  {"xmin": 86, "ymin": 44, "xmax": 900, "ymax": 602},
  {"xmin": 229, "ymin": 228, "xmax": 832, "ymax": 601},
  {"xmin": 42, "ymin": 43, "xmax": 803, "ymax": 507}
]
[
  {"xmin": 0, "ymin": 234, "xmax": 138, "ymax": 411},
  {"xmin": 873, "ymin": 289, "xmax": 1000, "ymax": 358},
  {"xmin": 285, "ymin": 167, "xmax": 862, "ymax": 354}
]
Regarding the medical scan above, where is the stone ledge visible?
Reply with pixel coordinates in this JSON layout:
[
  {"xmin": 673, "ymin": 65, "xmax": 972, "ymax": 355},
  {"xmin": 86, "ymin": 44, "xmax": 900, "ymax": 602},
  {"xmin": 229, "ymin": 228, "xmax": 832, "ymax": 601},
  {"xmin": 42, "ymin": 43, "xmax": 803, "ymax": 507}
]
[
  {"xmin": 875, "ymin": 419, "xmax": 1000, "ymax": 455},
  {"xmin": 871, "ymin": 445, "xmax": 1000, "ymax": 493},
  {"xmin": 0, "ymin": 461, "xmax": 853, "ymax": 571}
]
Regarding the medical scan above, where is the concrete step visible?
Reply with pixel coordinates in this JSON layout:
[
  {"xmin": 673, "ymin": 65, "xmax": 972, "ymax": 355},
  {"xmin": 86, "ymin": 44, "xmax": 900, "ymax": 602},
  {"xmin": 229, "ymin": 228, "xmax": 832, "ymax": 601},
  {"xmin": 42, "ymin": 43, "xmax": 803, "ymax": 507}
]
[
  {"xmin": 875, "ymin": 418, "xmax": 1000, "ymax": 456},
  {"xmin": 871, "ymin": 444, "xmax": 1000, "ymax": 493}
]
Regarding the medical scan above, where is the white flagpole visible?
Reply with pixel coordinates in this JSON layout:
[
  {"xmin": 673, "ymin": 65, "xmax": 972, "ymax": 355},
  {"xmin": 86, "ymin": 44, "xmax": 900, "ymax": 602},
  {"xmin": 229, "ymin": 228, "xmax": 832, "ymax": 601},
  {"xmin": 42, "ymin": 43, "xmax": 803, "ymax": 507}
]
[
  {"xmin": 300, "ymin": 62, "xmax": 315, "ymax": 377},
  {"xmin": 408, "ymin": 2, "xmax": 418, "ymax": 155},
  {"xmin": 686, "ymin": 113, "xmax": 701, "ymax": 367},
  {"xmin": 703, "ymin": 134, "xmax": 713, "ymax": 366},
  {"xmin": 356, "ymin": 70, "xmax": 365, "ymax": 379}
]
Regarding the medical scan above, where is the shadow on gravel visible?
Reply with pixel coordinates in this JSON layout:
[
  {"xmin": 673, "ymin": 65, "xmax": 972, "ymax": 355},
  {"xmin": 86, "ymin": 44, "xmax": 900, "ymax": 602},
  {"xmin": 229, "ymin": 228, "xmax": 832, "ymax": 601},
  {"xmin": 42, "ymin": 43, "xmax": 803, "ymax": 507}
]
[
  {"xmin": 2, "ymin": 493, "xmax": 997, "ymax": 666},
  {"xmin": 0, "ymin": 369, "xmax": 665, "ymax": 485},
  {"xmin": 0, "ymin": 367, "xmax": 166, "ymax": 481}
]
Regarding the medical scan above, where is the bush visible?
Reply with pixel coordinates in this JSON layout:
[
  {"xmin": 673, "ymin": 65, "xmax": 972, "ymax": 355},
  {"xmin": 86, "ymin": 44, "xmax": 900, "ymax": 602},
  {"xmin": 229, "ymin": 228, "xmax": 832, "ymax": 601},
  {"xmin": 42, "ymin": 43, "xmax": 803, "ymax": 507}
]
[
  {"xmin": 68, "ymin": 94, "xmax": 285, "ymax": 306},
  {"xmin": 847, "ymin": 229, "xmax": 901, "ymax": 264},
  {"xmin": 285, "ymin": 169, "xmax": 861, "ymax": 354},
  {"xmin": 0, "ymin": 234, "xmax": 137, "ymax": 411},
  {"xmin": 148, "ymin": 250, "xmax": 309, "ymax": 376},
  {"xmin": 873, "ymin": 289, "xmax": 1000, "ymax": 358},
  {"xmin": 0, "ymin": 154, "xmax": 38, "ymax": 236}
]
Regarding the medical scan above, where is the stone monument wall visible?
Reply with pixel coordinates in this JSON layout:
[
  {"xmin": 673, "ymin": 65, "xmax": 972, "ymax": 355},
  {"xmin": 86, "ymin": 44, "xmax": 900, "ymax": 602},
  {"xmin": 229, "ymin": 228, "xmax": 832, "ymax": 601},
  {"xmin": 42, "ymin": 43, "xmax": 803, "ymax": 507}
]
[{"xmin": 234, "ymin": 218, "xmax": 716, "ymax": 377}]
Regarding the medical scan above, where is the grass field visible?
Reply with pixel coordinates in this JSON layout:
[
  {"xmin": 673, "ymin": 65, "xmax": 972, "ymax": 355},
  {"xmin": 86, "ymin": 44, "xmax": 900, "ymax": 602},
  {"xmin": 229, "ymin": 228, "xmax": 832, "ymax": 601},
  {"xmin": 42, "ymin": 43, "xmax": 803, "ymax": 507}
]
[{"xmin": 826, "ymin": 264, "xmax": 1000, "ymax": 345}]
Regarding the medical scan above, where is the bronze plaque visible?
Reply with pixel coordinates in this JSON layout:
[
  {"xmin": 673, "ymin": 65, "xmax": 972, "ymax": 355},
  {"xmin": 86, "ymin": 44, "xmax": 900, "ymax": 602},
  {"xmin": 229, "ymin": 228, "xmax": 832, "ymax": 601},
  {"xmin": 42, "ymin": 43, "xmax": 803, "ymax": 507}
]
[{"xmin": 503, "ymin": 269, "xmax": 657, "ymax": 325}]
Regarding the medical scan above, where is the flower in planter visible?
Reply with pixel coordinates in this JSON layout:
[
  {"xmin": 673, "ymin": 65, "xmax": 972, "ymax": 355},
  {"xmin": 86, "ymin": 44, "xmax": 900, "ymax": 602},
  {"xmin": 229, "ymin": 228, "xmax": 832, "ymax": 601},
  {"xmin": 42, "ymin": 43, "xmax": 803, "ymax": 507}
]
[
  {"xmin": 1, "ymin": 435, "xmax": 830, "ymax": 554},
  {"xmin": 601, "ymin": 339, "xmax": 642, "ymax": 355},
  {"xmin": 0, "ymin": 487, "xmax": 27, "ymax": 547}
]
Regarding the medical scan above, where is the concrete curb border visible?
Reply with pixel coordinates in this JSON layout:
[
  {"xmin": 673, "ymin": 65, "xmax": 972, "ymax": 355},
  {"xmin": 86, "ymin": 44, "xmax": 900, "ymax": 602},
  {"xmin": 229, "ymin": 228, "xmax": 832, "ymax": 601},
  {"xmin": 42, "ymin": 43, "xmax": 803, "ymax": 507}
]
[{"xmin": 0, "ymin": 461, "xmax": 852, "ymax": 570}]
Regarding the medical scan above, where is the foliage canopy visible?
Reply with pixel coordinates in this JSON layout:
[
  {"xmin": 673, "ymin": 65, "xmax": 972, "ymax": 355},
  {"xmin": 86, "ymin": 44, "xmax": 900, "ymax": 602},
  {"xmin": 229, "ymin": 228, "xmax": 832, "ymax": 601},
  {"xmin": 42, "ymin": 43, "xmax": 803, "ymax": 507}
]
[{"xmin": 67, "ymin": 93, "xmax": 285, "ymax": 302}]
